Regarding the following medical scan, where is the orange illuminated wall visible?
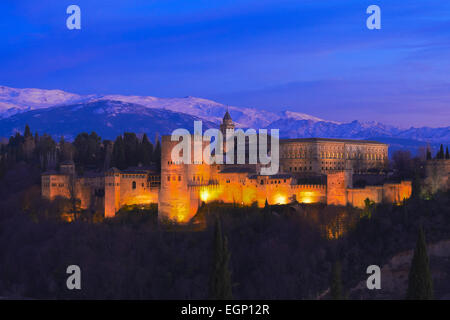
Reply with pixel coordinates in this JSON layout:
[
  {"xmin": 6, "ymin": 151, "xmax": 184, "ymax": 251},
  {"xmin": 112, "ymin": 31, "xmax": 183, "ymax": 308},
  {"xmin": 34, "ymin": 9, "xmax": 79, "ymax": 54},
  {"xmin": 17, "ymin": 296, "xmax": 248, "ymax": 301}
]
[
  {"xmin": 326, "ymin": 171, "xmax": 348, "ymax": 206},
  {"xmin": 188, "ymin": 173, "xmax": 326, "ymax": 208},
  {"xmin": 347, "ymin": 181, "xmax": 412, "ymax": 208},
  {"xmin": 158, "ymin": 135, "xmax": 212, "ymax": 223},
  {"xmin": 382, "ymin": 181, "xmax": 412, "ymax": 204},
  {"xmin": 347, "ymin": 186, "xmax": 382, "ymax": 208},
  {"xmin": 41, "ymin": 174, "xmax": 71, "ymax": 200}
]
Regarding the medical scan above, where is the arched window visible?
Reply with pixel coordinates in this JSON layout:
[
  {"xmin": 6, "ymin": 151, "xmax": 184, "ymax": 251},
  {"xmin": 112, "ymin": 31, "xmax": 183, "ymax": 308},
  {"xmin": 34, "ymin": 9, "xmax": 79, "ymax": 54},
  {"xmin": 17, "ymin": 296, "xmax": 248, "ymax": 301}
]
[{"xmin": 132, "ymin": 181, "xmax": 136, "ymax": 189}]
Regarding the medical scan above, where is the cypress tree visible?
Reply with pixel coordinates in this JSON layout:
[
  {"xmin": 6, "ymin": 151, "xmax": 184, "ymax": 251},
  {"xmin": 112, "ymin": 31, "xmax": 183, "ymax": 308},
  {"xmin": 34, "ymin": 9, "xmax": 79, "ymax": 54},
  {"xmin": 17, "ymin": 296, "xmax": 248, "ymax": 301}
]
[
  {"xmin": 24, "ymin": 124, "xmax": 32, "ymax": 138},
  {"xmin": 209, "ymin": 217, "xmax": 233, "ymax": 300},
  {"xmin": 411, "ymin": 170, "xmax": 422, "ymax": 199},
  {"xmin": 0, "ymin": 156, "xmax": 7, "ymax": 179},
  {"xmin": 112, "ymin": 136, "xmax": 126, "ymax": 170},
  {"xmin": 139, "ymin": 133, "xmax": 153, "ymax": 166},
  {"xmin": 426, "ymin": 147, "xmax": 432, "ymax": 160},
  {"xmin": 123, "ymin": 132, "xmax": 139, "ymax": 167},
  {"xmin": 264, "ymin": 198, "xmax": 269, "ymax": 210},
  {"xmin": 406, "ymin": 227, "xmax": 434, "ymax": 300},
  {"xmin": 262, "ymin": 199, "xmax": 270, "ymax": 226},
  {"xmin": 153, "ymin": 139, "xmax": 161, "ymax": 171},
  {"xmin": 446, "ymin": 146, "xmax": 449, "ymax": 159},
  {"xmin": 330, "ymin": 261, "xmax": 343, "ymax": 300},
  {"xmin": 437, "ymin": 144, "xmax": 444, "ymax": 159}
]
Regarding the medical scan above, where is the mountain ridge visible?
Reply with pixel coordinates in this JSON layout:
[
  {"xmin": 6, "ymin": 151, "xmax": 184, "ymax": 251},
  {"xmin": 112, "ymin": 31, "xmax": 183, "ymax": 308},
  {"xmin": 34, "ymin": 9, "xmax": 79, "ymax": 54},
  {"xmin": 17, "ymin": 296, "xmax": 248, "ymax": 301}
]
[
  {"xmin": 0, "ymin": 85, "xmax": 448, "ymax": 155},
  {"xmin": 0, "ymin": 85, "xmax": 328, "ymax": 128},
  {"xmin": 0, "ymin": 99, "xmax": 217, "ymax": 142}
]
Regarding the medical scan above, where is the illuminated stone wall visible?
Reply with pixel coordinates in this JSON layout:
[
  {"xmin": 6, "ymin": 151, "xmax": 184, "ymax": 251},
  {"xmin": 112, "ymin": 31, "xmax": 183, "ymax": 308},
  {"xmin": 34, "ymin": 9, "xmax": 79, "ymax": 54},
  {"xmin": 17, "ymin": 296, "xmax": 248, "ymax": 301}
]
[
  {"xmin": 382, "ymin": 181, "xmax": 412, "ymax": 204},
  {"xmin": 347, "ymin": 186, "xmax": 383, "ymax": 208},
  {"xmin": 189, "ymin": 172, "xmax": 327, "ymax": 209},
  {"xmin": 326, "ymin": 171, "xmax": 349, "ymax": 206},
  {"xmin": 280, "ymin": 138, "xmax": 388, "ymax": 175},
  {"xmin": 347, "ymin": 181, "xmax": 412, "ymax": 208},
  {"xmin": 105, "ymin": 169, "xmax": 121, "ymax": 218},
  {"xmin": 43, "ymin": 167, "xmax": 159, "ymax": 218},
  {"xmin": 41, "ymin": 174, "xmax": 71, "ymax": 200},
  {"xmin": 158, "ymin": 135, "xmax": 212, "ymax": 223}
]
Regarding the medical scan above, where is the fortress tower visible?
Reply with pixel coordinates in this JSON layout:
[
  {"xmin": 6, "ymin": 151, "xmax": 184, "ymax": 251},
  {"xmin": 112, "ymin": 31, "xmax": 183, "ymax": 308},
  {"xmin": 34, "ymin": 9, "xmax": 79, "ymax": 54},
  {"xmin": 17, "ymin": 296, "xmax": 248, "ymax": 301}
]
[
  {"xmin": 220, "ymin": 109, "xmax": 235, "ymax": 135},
  {"xmin": 104, "ymin": 168, "xmax": 121, "ymax": 218},
  {"xmin": 220, "ymin": 109, "xmax": 235, "ymax": 156},
  {"xmin": 158, "ymin": 134, "xmax": 212, "ymax": 223}
]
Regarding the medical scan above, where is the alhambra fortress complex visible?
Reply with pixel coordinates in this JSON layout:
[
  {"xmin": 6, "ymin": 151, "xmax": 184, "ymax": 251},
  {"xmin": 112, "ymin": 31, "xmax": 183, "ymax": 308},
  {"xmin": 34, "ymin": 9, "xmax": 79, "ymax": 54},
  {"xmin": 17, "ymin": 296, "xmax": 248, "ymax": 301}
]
[{"xmin": 42, "ymin": 112, "xmax": 449, "ymax": 223}]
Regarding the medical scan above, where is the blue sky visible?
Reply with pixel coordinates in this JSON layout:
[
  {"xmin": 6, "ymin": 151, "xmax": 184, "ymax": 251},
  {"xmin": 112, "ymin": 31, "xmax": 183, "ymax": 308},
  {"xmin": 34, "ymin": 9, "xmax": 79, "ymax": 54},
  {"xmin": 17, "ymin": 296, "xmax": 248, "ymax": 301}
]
[{"xmin": 1, "ymin": 0, "xmax": 450, "ymax": 127}]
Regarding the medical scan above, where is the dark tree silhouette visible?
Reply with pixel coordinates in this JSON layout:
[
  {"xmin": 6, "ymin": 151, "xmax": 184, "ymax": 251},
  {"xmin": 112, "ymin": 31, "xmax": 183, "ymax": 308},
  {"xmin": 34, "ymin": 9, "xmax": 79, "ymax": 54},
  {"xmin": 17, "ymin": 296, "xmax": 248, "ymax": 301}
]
[
  {"xmin": 406, "ymin": 227, "xmax": 434, "ymax": 300},
  {"xmin": 24, "ymin": 124, "xmax": 32, "ymax": 138},
  {"xmin": 73, "ymin": 132, "xmax": 103, "ymax": 168},
  {"xmin": 112, "ymin": 135, "xmax": 126, "ymax": 170},
  {"xmin": 426, "ymin": 147, "xmax": 432, "ymax": 160},
  {"xmin": 153, "ymin": 139, "xmax": 161, "ymax": 171},
  {"xmin": 436, "ymin": 144, "xmax": 444, "ymax": 159},
  {"xmin": 330, "ymin": 261, "xmax": 343, "ymax": 300},
  {"xmin": 209, "ymin": 217, "xmax": 233, "ymax": 300},
  {"xmin": 138, "ymin": 133, "xmax": 153, "ymax": 166}
]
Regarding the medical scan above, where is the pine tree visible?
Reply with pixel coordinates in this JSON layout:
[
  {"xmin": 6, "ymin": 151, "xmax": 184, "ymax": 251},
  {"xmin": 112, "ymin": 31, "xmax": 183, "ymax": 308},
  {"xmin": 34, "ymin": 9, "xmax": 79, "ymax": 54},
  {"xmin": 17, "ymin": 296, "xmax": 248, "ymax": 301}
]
[
  {"xmin": 446, "ymin": 146, "xmax": 449, "ymax": 159},
  {"xmin": 209, "ymin": 217, "xmax": 233, "ymax": 300},
  {"xmin": 406, "ymin": 227, "xmax": 434, "ymax": 300},
  {"xmin": 330, "ymin": 261, "xmax": 343, "ymax": 300}
]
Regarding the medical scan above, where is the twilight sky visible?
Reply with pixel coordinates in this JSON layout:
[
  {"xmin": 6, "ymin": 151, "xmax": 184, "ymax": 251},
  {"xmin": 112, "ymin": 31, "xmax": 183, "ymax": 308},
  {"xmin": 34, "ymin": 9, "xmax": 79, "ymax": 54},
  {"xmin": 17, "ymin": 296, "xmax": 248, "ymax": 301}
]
[{"xmin": 1, "ymin": 0, "xmax": 450, "ymax": 127}]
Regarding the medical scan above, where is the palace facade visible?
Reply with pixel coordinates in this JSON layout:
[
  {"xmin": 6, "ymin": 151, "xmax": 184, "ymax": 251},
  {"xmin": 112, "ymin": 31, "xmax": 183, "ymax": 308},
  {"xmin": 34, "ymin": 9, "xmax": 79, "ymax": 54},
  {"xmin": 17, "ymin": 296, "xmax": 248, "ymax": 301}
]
[{"xmin": 42, "ymin": 112, "xmax": 412, "ymax": 223}]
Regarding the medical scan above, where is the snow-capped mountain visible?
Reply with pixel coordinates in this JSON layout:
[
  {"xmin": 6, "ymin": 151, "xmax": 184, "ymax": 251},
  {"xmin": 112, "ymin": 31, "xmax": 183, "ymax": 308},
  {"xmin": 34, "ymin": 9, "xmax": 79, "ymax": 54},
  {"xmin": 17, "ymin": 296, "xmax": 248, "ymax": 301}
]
[
  {"xmin": 0, "ymin": 85, "xmax": 91, "ymax": 116},
  {"xmin": 0, "ymin": 85, "xmax": 448, "ymax": 155},
  {"xmin": 266, "ymin": 119, "xmax": 403, "ymax": 140},
  {"xmin": 0, "ymin": 100, "xmax": 216, "ymax": 141},
  {"xmin": 0, "ymin": 85, "xmax": 329, "ymax": 127},
  {"xmin": 99, "ymin": 95, "xmax": 329, "ymax": 128}
]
